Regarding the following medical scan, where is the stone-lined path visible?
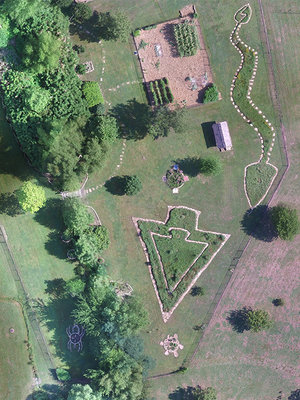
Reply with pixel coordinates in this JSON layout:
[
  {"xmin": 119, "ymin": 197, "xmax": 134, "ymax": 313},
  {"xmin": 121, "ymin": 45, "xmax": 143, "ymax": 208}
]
[
  {"xmin": 108, "ymin": 80, "xmax": 139, "ymax": 92},
  {"xmin": 229, "ymin": 4, "xmax": 278, "ymax": 208}
]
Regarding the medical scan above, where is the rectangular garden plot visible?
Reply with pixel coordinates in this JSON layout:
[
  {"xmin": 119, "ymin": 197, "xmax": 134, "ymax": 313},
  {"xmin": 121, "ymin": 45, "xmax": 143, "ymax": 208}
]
[{"xmin": 134, "ymin": 15, "xmax": 214, "ymax": 107}]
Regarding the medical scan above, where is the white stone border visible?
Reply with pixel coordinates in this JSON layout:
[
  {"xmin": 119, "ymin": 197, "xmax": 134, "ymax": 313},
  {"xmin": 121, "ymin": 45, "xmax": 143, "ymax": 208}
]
[
  {"xmin": 229, "ymin": 4, "xmax": 278, "ymax": 208},
  {"xmin": 132, "ymin": 206, "xmax": 230, "ymax": 323}
]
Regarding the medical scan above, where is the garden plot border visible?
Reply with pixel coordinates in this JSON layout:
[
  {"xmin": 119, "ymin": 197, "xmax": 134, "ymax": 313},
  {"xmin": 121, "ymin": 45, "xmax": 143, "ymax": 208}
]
[
  {"xmin": 229, "ymin": 3, "xmax": 278, "ymax": 208},
  {"xmin": 132, "ymin": 206, "xmax": 230, "ymax": 323}
]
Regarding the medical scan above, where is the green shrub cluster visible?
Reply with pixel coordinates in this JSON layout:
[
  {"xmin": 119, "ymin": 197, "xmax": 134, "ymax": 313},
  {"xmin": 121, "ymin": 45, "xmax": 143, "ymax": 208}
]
[
  {"xmin": 203, "ymin": 84, "xmax": 219, "ymax": 103},
  {"xmin": 173, "ymin": 21, "xmax": 199, "ymax": 57},
  {"xmin": 82, "ymin": 81, "xmax": 104, "ymax": 108},
  {"xmin": 138, "ymin": 208, "xmax": 225, "ymax": 311},
  {"xmin": 143, "ymin": 24, "xmax": 157, "ymax": 31},
  {"xmin": 149, "ymin": 77, "xmax": 174, "ymax": 106}
]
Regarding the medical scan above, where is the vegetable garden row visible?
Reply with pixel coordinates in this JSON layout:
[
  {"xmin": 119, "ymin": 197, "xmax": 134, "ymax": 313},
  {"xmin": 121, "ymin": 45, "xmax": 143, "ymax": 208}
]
[
  {"xmin": 149, "ymin": 77, "xmax": 174, "ymax": 106},
  {"xmin": 173, "ymin": 21, "xmax": 199, "ymax": 57}
]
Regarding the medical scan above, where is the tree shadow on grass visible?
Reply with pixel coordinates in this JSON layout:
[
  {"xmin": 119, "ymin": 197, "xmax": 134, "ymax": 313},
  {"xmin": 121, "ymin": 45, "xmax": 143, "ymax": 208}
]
[
  {"xmin": 174, "ymin": 157, "xmax": 200, "ymax": 177},
  {"xmin": 38, "ymin": 284, "xmax": 97, "ymax": 378},
  {"xmin": 241, "ymin": 205, "xmax": 276, "ymax": 242},
  {"xmin": 104, "ymin": 176, "xmax": 126, "ymax": 196},
  {"xmin": 227, "ymin": 307, "xmax": 251, "ymax": 333},
  {"xmin": 45, "ymin": 278, "xmax": 66, "ymax": 299},
  {"xmin": 34, "ymin": 198, "xmax": 63, "ymax": 231},
  {"xmin": 168, "ymin": 386, "xmax": 195, "ymax": 399},
  {"xmin": 201, "ymin": 121, "xmax": 216, "ymax": 148},
  {"xmin": 112, "ymin": 99, "xmax": 151, "ymax": 140},
  {"xmin": 44, "ymin": 231, "xmax": 69, "ymax": 260},
  {"xmin": 288, "ymin": 389, "xmax": 300, "ymax": 400},
  {"xmin": 0, "ymin": 192, "xmax": 23, "ymax": 216}
]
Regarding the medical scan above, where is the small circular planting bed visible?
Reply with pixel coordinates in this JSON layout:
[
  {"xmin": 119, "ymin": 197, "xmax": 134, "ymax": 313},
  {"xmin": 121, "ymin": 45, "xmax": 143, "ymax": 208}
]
[{"xmin": 166, "ymin": 167, "xmax": 185, "ymax": 189}]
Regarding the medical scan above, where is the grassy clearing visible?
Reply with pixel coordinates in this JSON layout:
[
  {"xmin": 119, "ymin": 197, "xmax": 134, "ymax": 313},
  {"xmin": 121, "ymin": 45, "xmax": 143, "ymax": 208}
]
[
  {"xmin": 246, "ymin": 162, "xmax": 277, "ymax": 206},
  {"xmin": 0, "ymin": 300, "xmax": 32, "ymax": 400}
]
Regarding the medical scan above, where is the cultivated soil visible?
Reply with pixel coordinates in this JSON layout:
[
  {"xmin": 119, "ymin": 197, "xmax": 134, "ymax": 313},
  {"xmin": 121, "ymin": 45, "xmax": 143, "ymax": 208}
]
[{"xmin": 134, "ymin": 16, "xmax": 214, "ymax": 107}]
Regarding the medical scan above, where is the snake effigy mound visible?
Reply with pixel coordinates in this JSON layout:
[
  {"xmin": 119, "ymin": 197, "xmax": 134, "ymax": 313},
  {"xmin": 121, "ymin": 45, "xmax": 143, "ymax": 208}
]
[{"xmin": 229, "ymin": 4, "xmax": 278, "ymax": 208}]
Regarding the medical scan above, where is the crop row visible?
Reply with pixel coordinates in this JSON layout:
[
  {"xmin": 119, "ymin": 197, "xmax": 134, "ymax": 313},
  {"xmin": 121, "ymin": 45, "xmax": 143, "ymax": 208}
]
[
  {"xmin": 173, "ymin": 22, "xmax": 199, "ymax": 57},
  {"xmin": 149, "ymin": 77, "xmax": 174, "ymax": 106}
]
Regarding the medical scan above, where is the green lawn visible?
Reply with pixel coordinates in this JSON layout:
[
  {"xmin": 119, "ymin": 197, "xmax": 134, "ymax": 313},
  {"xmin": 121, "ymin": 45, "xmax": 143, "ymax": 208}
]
[{"xmin": 0, "ymin": 300, "xmax": 33, "ymax": 400}]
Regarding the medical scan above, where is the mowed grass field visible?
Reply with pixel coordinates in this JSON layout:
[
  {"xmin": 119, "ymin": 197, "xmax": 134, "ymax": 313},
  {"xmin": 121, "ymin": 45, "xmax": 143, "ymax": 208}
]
[
  {"xmin": 0, "ymin": 106, "xmax": 76, "ymax": 393},
  {"xmin": 146, "ymin": 1, "xmax": 300, "ymax": 398},
  {"xmin": 77, "ymin": 0, "xmax": 287, "ymax": 379}
]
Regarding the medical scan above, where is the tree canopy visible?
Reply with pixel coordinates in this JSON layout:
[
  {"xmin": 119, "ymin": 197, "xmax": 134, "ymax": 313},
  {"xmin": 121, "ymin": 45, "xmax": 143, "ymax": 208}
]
[
  {"xmin": 246, "ymin": 309, "xmax": 272, "ymax": 332},
  {"xmin": 62, "ymin": 198, "xmax": 93, "ymax": 236},
  {"xmin": 2, "ymin": 0, "xmax": 44, "ymax": 26},
  {"xmin": 17, "ymin": 32, "xmax": 61, "ymax": 74},
  {"xmin": 17, "ymin": 181, "xmax": 46, "ymax": 213},
  {"xmin": 67, "ymin": 384, "xmax": 102, "ymax": 400},
  {"xmin": 199, "ymin": 156, "xmax": 222, "ymax": 176},
  {"xmin": 271, "ymin": 204, "xmax": 299, "ymax": 240},
  {"xmin": 97, "ymin": 10, "xmax": 131, "ymax": 42},
  {"xmin": 192, "ymin": 387, "xmax": 217, "ymax": 400},
  {"xmin": 82, "ymin": 82, "xmax": 104, "ymax": 108},
  {"xmin": 124, "ymin": 175, "xmax": 142, "ymax": 196}
]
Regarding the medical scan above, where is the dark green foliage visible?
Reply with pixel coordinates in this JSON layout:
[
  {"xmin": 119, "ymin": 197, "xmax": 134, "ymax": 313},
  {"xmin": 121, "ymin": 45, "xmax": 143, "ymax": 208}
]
[
  {"xmin": 74, "ymin": 231, "xmax": 102, "ymax": 264},
  {"xmin": 199, "ymin": 156, "xmax": 222, "ymax": 176},
  {"xmin": 148, "ymin": 78, "xmax": 173, "ymax": 106},
  {"xmin": 91, "ymin": 115, "xmax": 119, "ymax": 145},
  {"xmin": 79, "ymin": 137, "xmax": 104, "ymax": 175},
  {"xmin": 94, "ymin": 226, "xmax": 110, "ymax": 251},
  {"xmin": 173, "ymin": 21, "xmax": 199, "ymax": 57},
  {"xmin": 271, "ymin": 204, "xmax": 299, "ymax": 240},
  {"xmin": 203, "ymin": 84, "xmax": 219, "ymax": 103},
  {"xmin": 73, "ymin": 44, "xmax": 85, "ymax": 54},
  {"xmin": 62, "ymin": 198, "xmax": 93, "ymax": 236},
  {"xmin": 17, "ymin": 32, "xmax": 61, "ymax": 74},
  {"xmin": 65, "ymin": 278, "xmax": 85, "ymax": 297},
  {"xmin": 82, "ymin": 82, "xmax": 104, "ymax": 108},
  {"xmin": 124, "ymin": 175, "xmax": 142, "ymax": 195},
  {"xmin": 2, "ymin": 0, "xmax": 43, "ymax": 27},
  {"xmin": 76, "ymin": 64, "xmax": 86, "ymax": 74},
  {"xmin": 72, "ymin": 279, "xmax": 148, "ymax": 400},
  {"xmin": 71, "ymin": 3, "xmax": 93, "ymax": 24},
  {"xmin": 149, "ymin": 105, "xmax": 186, "ymax": 138},
  {"xmin": 272, "ymin": 298, "xmax": 284, "ymax": 307},
  {"xmin": 247, "ymin": 309, "xmax": 272, "ymax": 332},
  {"xmin": 143, "ymin": 25, "xmax": 157, "ymax": 31},
  {"xmin": 56, "ymin": 368, "xmax": 71, "ymax": 382},
  {"xmin": 192, "ymin": 386, "xmax": 217, "ymax": 400},
  {"xmin": 67, "ymin": 384, "xmax": 99, "ymax": 400},
  {"xmin": 166, "ymin": 169, "xmax": 184, "ymax": 189},
  {"xmin": 191, "ymin": 286, "xmax": 205, "ymax": 296},
  {"xmin": 52, "ymin": 0, "xmax": 73, "ymax": 8},
  {"xmin": 97, "ymin": 10, "xmax": 131, "ymax": 42},
  {"xmin": 0, "ymin": 15, "xmax": 12, "ymax": 48}
]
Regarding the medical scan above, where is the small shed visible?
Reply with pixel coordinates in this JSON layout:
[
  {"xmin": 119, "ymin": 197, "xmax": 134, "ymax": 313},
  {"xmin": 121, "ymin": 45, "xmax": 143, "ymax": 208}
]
[{"xmin": 212, "ymin": 121, "xmax": 232, "ymax": 151}]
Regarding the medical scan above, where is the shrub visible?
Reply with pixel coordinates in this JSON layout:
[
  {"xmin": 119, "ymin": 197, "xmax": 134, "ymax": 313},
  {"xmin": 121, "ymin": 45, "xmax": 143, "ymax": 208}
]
[
  {"xmin": 144, "ymin": 24, "xmax": 157, "ymax": 30},
  {"xmin": 272, "ymin": 298, "xmax": 284, "ymax": 307},
  {"xmin": 203, "ymin": 84, "xmax": 219, "ymax": 103},
  {"xmin": 73, "ymin": 44, "xmax": 85, "ymax": 53},
  {"xmin": 17, "ymin": 181, "xmax": 46, "ymax": 213},
  {"xmin": 199, "ymin": 156, "xmax": 222, "ymax": 176},
  {"xmin": 246, "ymin": 309, "xmax": 272, "ymax": 332},
  {"xmin": 56, "ymin": 368, "xmax": 71, "ymax": 382},
  {"xmin": 76, "ymin": 64, "xmax": 86, "ymax": 74},
  {"xmin": 192, "ymin": 386, "xmax": 217, "ymax": 400},
  {"xmin": 65, "ymin": 278, "xmax": 85, "ymax": 297},
  {"xmin": 270, "ymin": 204, "xmax": 299, "ymax": 240},
  {"xmin": 124, "ymin": 175, "xmax": 142, "ymax": 196},
  {"xmin": 82, "ymin": 81, "xmax": 104, "ymax": 108},
  {"xmin": 191, "ymin": 286, "xmax": 205, "ymax": 296},
  {"xmin": 94, "ymin": 225, "xmax": 110, "ymax": 251},
  {"xmin": 133, "ymin": 29, "xmax": 141, "ymax": 37}
]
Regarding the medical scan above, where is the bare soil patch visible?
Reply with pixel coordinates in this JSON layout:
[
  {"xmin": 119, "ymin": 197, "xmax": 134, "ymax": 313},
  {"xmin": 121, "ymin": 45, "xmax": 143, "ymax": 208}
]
[{"xmin": 134, "ymin": 16, "xmax": 214, "ymax": 107}]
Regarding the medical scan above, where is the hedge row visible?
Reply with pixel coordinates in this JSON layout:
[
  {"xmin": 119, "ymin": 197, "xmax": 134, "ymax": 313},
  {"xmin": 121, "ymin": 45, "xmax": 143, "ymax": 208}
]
[{"xmin": 149, "ymin": 77, "xmax": 174, "ymax": 106}]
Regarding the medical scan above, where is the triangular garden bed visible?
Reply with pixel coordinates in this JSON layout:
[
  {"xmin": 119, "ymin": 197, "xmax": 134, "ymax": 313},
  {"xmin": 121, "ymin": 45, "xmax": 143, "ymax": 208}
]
[{"xmin": 132, "ymin": 206, "xmax": 230, "ymax": 322}]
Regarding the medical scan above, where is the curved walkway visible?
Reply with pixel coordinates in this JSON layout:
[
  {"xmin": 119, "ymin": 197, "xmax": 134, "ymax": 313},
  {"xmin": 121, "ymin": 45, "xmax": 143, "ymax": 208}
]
[{"xmin": 229, "ymin": 4, "xmax": 278, "ymax": 208}]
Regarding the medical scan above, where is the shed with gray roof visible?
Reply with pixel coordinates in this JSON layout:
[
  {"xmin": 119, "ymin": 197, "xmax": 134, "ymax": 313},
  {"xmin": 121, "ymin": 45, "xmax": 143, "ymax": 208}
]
[{"xmin": 212, "ymin": 121, "xmax": 232, "ymax": 151}]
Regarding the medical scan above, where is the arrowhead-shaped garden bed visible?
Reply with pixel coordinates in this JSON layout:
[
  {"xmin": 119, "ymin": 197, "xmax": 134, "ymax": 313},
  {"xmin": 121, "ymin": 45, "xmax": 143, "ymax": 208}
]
[{"xmin": 132, "ymin": 206, "xmax": 230, "ymax": 322}]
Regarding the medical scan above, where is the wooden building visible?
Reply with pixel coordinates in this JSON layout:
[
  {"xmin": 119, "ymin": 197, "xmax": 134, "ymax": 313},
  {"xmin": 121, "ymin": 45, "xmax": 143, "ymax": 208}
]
[{"xmin": 212, "ymin": 121, "xmax": 233, "ymax": 151}]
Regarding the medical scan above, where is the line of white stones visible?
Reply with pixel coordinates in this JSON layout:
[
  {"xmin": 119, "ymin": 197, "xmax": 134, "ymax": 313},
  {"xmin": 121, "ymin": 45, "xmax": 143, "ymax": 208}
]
[
  {"xmin": 229, "ymin": 17, "xmax": 278, "ymax": 208},
  {"xmin": 108, "ymin": 80, "xmax": 139, "ymax": 92},
  {"xmin": 132, "ymin": 206, "xmax": 230, "ymax": 323}
]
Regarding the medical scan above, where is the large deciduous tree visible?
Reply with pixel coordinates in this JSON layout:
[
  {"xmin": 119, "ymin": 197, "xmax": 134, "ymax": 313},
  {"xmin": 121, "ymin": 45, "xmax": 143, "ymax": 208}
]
[
  {"xmin": 2, "ymin": 0, "xmax": 43, "ymax": 26},
  {"xmin": 271, "ymin": 204, "xmax": 299, "ymax": 240},
  {"xmin": 62, "ymin": 198, "xmax": 93, "ymax": 235},
  {"xmin": 67, "ymin": 384, "xmax": 102, "ymax": 400},
  {"xmin": 97, "ymin": 10, "xmax": 131, "ymax": 42},
  {"xmin": 17, "ymin": 181, "xmax": 46, "ymax": 213}
]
